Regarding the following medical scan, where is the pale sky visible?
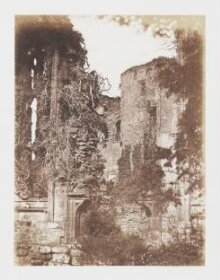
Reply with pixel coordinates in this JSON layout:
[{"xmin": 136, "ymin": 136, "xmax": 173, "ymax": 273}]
[{"xmin": 70, "ymin": 16, "xmax": 177, "ymax": 97}]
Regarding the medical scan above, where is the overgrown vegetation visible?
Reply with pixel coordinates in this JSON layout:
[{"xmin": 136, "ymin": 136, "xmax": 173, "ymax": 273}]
[
  {"xmin": 116, "ymin": 142, "xmax": 178, "ymax": 205},
  {"xmin": 15, "ymin": 16, "xmax": 87, "ymax": 73},
  {"xmin": 42, "ymin": 86, "xmax": 107, "ymax": 194},
  {"xmin": 78, "ymin": 206, "xmax": 146, "ymax": 265},
  {"xmin": 158, "ymin": 29, "xmax": 205, "ymax": 254},
  {"xmin": 15, "ymin": 16, "xmax": 109, "ymax": 198},
  {"xmin": 158, "ymin": 30, "xmax": 204, "ymax": 196},
  {"xmin": 77, "ymin": 205, "xmax": 204, "ymax": 265}
]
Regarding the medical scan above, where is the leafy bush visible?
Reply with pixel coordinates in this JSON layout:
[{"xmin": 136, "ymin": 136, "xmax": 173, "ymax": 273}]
[
  {"xmin": 77, "ymin": 206, "xmax": 204, "ymax": 265},
  {"xmin": 78, "ymin": 207, "xmax": 147, "ymax": 265}
]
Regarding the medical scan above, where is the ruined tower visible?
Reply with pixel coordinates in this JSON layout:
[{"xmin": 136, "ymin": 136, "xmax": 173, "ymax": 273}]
[
  {"xmin": 119, "ymin": 58, "xmax": 185, "ymax": 186},
  {"xmin": 120, "ymin": 58, "xmax": 182, "ymax": 163},
  {"xmin": 115, "ymin": 58, "xmax": 190, "ymax": 244}
]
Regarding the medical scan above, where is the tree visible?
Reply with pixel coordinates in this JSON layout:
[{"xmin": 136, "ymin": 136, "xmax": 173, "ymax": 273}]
[{"xmin": 159, "ymin": 29, "xmax": 204, "ymax": 195}]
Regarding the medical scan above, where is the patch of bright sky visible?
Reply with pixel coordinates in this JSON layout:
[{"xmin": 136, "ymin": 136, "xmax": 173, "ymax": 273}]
[{"xmin": 70, "ymin": 16, "xmax": 177, "ymax": 97}]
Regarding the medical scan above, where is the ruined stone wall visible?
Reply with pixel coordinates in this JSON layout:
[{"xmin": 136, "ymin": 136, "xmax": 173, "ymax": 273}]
[
  {"xmin": 15, "ymin": 16, "xmax": 87, "ymax": 199},
  {"xmin": 15, "ymin": 186, "xmax": 84, "ymax": 265},
  {"xmin": 120, "ymin": 58, "xmax": 183, "ymax": 152},
  {"xmin": 116, "ymin": 58, "xmax": 189, "ymax": 243},
  {"xmin": 97, "ymin": 96, "xmax": 122, "ymax": 182},
  {"xmin": 15, "ymin": 16, "xmax": 107, "ymax": 265},
  {"xmin": 119, "ymin": 58, "xmax": 183, "ymax": 185}
]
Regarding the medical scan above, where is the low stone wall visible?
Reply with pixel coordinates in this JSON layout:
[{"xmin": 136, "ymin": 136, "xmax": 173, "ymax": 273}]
[
  {"xmin": 15, "ymin": 244, "xmax": 82, "ymax": 266},
  {"xmin": 14, "ymin": 198, "xmax": 80, "ymax": 265},
  {"xmin": 15, "ymin": 199, "xmax": 65, "ymax": 243}
]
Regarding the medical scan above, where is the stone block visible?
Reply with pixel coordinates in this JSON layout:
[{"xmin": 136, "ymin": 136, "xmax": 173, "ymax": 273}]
[
  {"xmin": 52, "ymin": 253, "xmax": 70, "ymax": 264},
  {"xmin": 34, "ymin": 227, "xmax": 64, "ymax": 245},
  {"xmin": 52, "ymin": 246, "xmax": 69, "ymax": 254},
  {"xmin": 16, "ymin": 248, "xmax": 29, "ymax": 257},
  {"xmin": 71, "ymin": 257, "xmax": 80, "ymax": 266},
  {"xmin": 31, "ymin": 259, "xmax": 45, "ymax": 266},
  {"xmin": 39, "ymin": 253, "xmax": 53, "ymax": 261},
  {"xmin": 38, "ymin": 246, "xmax": 52, "ymax": 254},
  {"xmin": 29, "ymin": 252, "xmax": 53, "ymax": 265},
  {"xmin": 29, "ymin": 246, "xmax": 38, "ymax": 253},
  {"xmin": 70, "ymin": 249, "xmax": 82, "ymax": 257},
  {"xmin": 15, "ymin": 256, "xmax": 31, "ymax": 265},
  {"xmin": 46, "ymin": 222, "xmax": 61, "ymax": 229}
]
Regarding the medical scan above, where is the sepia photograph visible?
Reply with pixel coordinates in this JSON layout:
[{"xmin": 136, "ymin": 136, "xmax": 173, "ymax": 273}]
[
  {"xmin": 0, "ymin": 0, "xmax": 219, "ymax": 278},
  {"xmin": 14, "ymin": 15, "xmax": 205, "ymax": 266}
]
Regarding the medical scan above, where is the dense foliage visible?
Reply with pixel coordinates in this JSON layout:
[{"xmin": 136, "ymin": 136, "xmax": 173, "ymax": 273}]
[
  {"xmin": 78, "ymin": 205, "xmax": 204, "ymax": 265},
  {"xmin": 15, "ymin": 16, "xmax": 87, "ymax": 72},
  {"xmin": 158, "ymin": 30, "xmax": 204, "ymax": 195},
  {"xmin": 42, "ymin": 85, "xmax": 107, "ymax": 194}
]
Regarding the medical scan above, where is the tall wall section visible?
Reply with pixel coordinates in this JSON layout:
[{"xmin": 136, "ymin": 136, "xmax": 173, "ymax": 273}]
[
  {"xmin": 116, "ymin": 58, "xmax": 189, "ymax": 245},
  {"xmin": 119, "ymin": 58, "xmax": 185, "ymax": 185},
  {"xmin": 15, "ymin": 16, "xmax": 107, "ymax": 265}
]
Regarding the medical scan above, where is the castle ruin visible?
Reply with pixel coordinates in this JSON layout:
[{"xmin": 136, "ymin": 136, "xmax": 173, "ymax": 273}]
[{"xmin": 15, "ymin": 16, "xmax": 204, "ymax": 265}]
